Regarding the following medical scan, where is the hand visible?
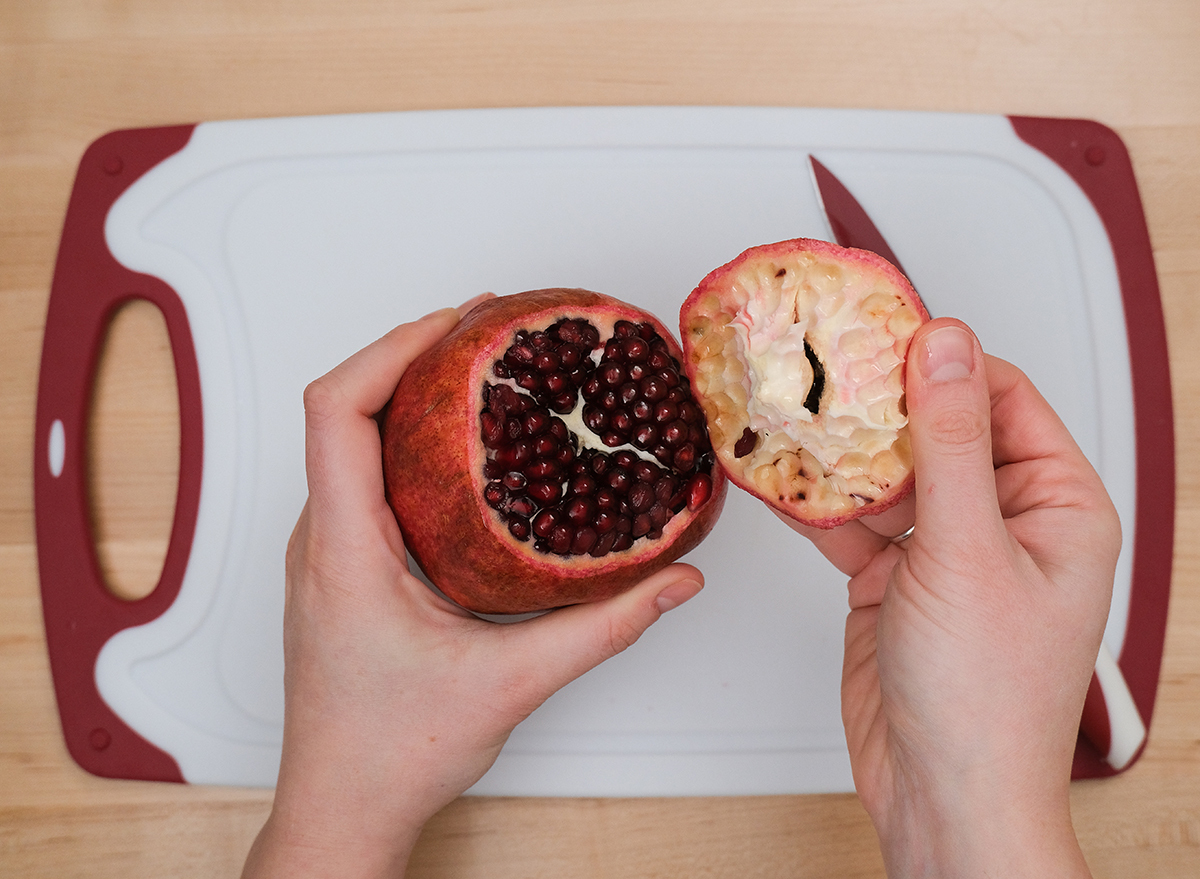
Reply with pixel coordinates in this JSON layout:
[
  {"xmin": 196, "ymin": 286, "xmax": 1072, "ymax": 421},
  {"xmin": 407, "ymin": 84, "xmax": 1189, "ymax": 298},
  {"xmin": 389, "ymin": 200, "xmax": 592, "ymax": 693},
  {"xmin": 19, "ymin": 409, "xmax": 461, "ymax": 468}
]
[
  {"xmin": 242, "ymin": 296, "xmax": 704, "ymax": 879},
  {"xmin": 788, "ymin": 318, "xmax": 1121, "ymax": 877}
]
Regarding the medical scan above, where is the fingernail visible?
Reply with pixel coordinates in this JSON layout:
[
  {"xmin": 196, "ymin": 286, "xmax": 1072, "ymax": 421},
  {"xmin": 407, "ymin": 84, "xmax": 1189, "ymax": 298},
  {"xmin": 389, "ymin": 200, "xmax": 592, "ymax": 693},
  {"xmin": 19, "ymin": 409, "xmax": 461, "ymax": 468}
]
[
  {"xmin": 457, "ymin": 292, "xmax": 495, "ymax": 315},
  {"xmin": 918, "ymin": 325, "xmax": 976, "ymax": 383},
  {"xmin": 418, "ymin": 306, "xmax": 460, "ymax": 323},
  {"xmin": 655, "ymin": 579, "xmax": 703, "ymax": 613}
]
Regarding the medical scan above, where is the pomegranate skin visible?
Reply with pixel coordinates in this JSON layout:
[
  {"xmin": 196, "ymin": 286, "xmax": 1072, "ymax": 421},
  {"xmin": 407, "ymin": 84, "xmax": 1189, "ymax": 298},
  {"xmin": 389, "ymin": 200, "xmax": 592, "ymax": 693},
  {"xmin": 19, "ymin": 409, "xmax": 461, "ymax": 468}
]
[
  {"xmin": 383, "ymin": 289, "xmax": 727, "ymax": 615},
  {"xmin": 680, "ymin": 239, "xmax": 929, "ymax": 529}
]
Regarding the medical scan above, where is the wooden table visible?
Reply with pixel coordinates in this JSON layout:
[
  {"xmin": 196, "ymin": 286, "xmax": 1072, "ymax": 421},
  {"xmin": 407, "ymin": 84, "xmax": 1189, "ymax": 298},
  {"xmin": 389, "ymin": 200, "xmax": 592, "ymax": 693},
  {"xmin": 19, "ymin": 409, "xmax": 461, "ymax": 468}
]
[{"xmin": 3, "ymin": 2, "xmax": 1198, "ymax": 875}]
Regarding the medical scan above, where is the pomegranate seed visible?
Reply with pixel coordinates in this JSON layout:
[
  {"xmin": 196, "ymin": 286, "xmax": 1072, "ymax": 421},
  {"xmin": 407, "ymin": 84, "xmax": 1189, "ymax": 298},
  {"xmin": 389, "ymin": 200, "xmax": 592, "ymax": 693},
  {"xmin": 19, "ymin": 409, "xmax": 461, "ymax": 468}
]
[
  {"xmin": 571, "ymin": 526, "xmax": 598, "ymax": 555},
  {"xmin": 654, "ymin": 475, "xmax": 677, "ymax": 504},
  {"xmin": 640, "ymin": 376, "xmax": 667, "ymax": 402},
  {"xmin": 622, "ymin": 337, "xmax": 649, "ymax": 362},
  {"xmin": 565, "ymin": 496, "xmax": 597, "ymax": 525},
  {"xmin": 484, "ymin": 481, "xmax": 506, "ymax": 508},
  {"xmin": 502, "ymin": 471, "xmax": 527, "ymax": 491},
  {"xmin": 522, "ymin": 410, "xmax": 550, "ymax": 436},
  {"xmin": 532, "ymin": 510, "xmax": 557, "ymax": 538},
  {"xmin": 653, "ymin": 401, "xmax": 678, "ymax": 423},
  {"xmin": 568, "ymin": 473, "xmax": 596, "ymax": 496},
  {"xmin": 591, "ymin": 530, "xmax": 618, "ymax": 557},
  {"xmin": 594, "ymin": 510, "xmax": 618, "ymax": 534},
  {"xmin": 595, "ymin": 488, "xmax": 618, "ymax": 509},
  {"xmin": 509, "ymin": 497, "xmax": 536, "ymax": 518},
  {"xmin": 508, "ymin": 516, "xmax": 531, "ymax": 541},
  {"xmin": 633, "ymin": 460, "xmax": 659, "ymax": 482},
  {"xmin": 628, "ymin": 483, "xmax": 655, "ymax": 513},
  {"xmin": 584, "ymin": 406, "xmax": 608, "ymax": 432},
  {"xmin": 528, "ymin": 480, "xmax": 563, "ymax": 504},
  {"xmin": 526, "ymin": 459, "xmax": 562, "ymax": 481},
  {"xmin": 661, "ymin": 420, "xmax": 687, "ymax": 447},
  {"xmin": 481, "ymin": 412, "xmax": 504, "ymax": 447},
  {"xmin": 685, "ymin": 473, "xmax": 712, "ymax": 511},
  {"xmin": 555, "ymin": 320, "xmax": 584, "ymax": 344},
  {"xmin": 549, "ymin": 524, "xmax": 573, "ymax": 555},
  {"xmin": 559, "ymin": 343, "xmax": 583, "ymax": 368},
  {"xmin": 606, "ymin": 467, "xmax": 632, "ymax": 492},
  {"xmin": 673, "ymin": 443, "xmax": 696, "ymax": 472},
  {"xmin": 633, "ymin": 424, "xmax": 657, "ymax": 449}
]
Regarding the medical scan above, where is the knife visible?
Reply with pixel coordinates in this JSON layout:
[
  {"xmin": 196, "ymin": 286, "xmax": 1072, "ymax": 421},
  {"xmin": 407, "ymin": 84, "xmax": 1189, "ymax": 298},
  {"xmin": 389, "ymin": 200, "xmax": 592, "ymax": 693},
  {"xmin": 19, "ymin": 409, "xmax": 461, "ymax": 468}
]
[{"xmin": 808, "ymin": 154, "xmax": 1147, "ymax": 772}]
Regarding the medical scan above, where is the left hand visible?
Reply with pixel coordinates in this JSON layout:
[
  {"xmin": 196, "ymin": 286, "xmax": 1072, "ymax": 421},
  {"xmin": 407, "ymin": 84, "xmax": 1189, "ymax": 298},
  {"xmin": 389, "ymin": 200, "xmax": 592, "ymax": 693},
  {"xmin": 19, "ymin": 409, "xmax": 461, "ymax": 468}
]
[{"xmin": 242, "ymin": 295, "xmax": 704, "ymax": 878}]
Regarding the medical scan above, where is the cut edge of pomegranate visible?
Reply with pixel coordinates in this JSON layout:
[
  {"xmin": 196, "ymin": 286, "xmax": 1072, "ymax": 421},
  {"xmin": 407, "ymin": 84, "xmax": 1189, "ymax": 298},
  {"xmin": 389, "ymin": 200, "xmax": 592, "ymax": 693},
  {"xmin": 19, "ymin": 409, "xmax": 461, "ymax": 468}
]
[{"xmin": 681, "ymin": 239, "xmax": 928, "ymax": 528}]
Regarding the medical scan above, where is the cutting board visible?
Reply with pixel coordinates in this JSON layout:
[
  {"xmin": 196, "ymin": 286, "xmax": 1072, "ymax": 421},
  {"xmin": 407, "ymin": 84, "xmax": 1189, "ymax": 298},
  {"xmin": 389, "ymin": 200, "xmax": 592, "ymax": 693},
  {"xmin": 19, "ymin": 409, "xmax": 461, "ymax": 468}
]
[{"xmin": 35, "ymin": 106, "xmax": 1172, "ymax": 795}]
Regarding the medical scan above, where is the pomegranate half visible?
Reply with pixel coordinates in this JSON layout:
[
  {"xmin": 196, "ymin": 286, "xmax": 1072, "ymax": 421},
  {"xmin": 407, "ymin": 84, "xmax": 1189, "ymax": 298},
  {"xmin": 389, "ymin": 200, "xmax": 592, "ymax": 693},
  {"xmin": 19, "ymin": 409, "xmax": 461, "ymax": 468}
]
[
  {"xmin": 383, "ymin": 289, "xmax": 727, "ymax": 614},
  {"xmin": 680, "ymin": 239, "xmax": 929, "ymax": 528}
]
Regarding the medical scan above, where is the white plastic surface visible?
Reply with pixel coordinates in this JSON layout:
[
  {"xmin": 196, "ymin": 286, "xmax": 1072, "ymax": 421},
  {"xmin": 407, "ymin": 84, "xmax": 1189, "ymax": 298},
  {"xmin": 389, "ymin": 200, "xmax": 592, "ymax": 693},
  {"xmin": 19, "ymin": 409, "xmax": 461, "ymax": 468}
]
[{"xmin": 94, "ymin": 106, "xmax": 1135, "ymax": 794}]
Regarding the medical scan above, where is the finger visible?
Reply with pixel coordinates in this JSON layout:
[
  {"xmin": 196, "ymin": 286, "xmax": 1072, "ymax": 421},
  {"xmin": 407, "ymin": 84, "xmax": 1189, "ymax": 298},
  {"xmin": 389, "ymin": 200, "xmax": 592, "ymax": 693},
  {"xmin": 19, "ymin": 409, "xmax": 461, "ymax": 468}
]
[
  {"xmin": 303, "ymin": 307, "xmax": 462, "ymax": 519},
  {"xmin": 984, "ymin": 354, "xmax": 1096, "ymax": 475},
  {"xmin": 505, "ymin": 564, "xmax": 705, "ymax": 697},
  {"xmin": 904, "ymin": 319, "xmax": 1006, "ymax": 552},
  {"xmin": 773, "ymin": 509, "xmax": 891, "ymax": 577}
]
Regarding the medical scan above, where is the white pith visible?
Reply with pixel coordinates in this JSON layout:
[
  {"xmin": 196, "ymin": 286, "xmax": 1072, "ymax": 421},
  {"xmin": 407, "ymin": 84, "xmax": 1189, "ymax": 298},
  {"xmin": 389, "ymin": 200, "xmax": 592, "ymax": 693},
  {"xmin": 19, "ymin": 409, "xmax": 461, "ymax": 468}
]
[{"xmin": 686, "ymin": 251, "xmax": 920, "ymax": 518}]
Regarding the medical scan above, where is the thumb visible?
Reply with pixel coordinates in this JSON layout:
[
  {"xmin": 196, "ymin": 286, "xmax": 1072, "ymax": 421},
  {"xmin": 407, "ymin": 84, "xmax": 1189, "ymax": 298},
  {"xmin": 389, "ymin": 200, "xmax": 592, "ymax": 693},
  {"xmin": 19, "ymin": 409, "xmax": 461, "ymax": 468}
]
[
  {"xmin": 510, "ymin": 564, "xmax": 704, "ymax": 696},
  {"xmin": 904, "ymin": 319, "xmax": 1004, "ymax": 551}
]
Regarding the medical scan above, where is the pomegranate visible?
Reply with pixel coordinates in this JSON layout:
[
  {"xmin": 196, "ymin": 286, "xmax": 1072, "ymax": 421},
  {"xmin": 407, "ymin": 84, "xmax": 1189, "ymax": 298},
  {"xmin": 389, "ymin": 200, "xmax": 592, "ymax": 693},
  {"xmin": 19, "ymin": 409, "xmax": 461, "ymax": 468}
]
[
  {"xmin": 679, "ymin": 238, "xmax": 929, "ymax": 528},
  {"xmin": 382, "ymin": 289, "xmax": 727, "ymax": 614}
]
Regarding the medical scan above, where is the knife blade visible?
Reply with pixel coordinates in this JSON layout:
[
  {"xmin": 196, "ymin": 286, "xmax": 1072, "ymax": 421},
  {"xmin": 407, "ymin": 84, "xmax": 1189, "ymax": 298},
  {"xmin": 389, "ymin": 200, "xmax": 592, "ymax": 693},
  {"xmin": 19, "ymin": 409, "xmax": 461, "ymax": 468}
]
[{"xmin": 807, "ymin": 154, "xmax": 1147, "ymax": 772}]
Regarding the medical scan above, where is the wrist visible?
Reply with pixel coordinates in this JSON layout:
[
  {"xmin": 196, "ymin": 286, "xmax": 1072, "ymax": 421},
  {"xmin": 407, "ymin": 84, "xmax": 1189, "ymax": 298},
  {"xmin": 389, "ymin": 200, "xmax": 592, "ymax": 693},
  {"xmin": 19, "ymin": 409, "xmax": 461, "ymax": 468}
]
[
  {"xmin": 873, "ymin": 766, "xmax": 1092, "ymax": 879},
  {"xmin": 242, "ymin": 787, "xmax": 425, "ymax": 879}
]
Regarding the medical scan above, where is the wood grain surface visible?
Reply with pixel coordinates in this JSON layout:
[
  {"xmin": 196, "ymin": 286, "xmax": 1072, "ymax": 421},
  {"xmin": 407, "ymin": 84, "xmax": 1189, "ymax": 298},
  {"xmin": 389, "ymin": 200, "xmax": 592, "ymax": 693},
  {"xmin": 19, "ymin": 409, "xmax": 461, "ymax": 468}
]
[{"xmin": 3, "ymin": 1, "xmax": 1198, "ymax": 876}]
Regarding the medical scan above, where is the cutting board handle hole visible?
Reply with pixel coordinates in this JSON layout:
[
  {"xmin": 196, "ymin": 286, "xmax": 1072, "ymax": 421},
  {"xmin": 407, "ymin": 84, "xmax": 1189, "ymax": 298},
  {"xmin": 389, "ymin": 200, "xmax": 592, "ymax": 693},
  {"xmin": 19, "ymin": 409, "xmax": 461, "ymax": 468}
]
[{"xmin": 87, "ymin": 299, "xmax": 181, "ymax": 602}]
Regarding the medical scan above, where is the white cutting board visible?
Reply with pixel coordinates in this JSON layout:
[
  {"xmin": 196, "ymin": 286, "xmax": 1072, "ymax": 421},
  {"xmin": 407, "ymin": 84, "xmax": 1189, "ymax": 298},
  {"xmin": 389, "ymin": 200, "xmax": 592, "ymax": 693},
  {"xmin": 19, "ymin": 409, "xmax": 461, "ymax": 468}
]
[{"xmin": 43, "ymin": 107, "xmax": 1156, "ymax": 794}]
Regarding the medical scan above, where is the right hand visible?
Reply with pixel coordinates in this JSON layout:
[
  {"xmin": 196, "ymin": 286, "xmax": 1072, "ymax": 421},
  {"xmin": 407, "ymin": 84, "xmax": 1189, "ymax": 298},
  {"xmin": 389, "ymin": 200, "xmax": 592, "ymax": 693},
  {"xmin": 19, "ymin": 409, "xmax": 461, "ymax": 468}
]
[{"xmin": 787, "ymin": 318, "xmax": 1121, "ymax": 877}]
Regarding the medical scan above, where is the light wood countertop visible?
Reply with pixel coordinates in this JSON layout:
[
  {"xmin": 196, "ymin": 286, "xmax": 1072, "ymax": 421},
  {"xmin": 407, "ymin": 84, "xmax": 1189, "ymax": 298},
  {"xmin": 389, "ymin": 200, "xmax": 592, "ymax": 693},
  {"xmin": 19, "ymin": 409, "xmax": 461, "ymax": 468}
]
[{"xmin": 3, "ymin": 2, "xmax": 1198, "ymax": 875}]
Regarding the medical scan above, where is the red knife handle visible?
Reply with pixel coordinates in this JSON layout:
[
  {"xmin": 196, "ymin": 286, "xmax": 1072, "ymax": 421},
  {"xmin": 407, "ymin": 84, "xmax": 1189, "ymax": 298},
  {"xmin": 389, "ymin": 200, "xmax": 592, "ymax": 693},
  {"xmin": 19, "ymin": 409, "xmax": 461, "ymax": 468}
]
[{"xmin": 34, "ymin": 124, "xmax": 199, "ymax": 782}]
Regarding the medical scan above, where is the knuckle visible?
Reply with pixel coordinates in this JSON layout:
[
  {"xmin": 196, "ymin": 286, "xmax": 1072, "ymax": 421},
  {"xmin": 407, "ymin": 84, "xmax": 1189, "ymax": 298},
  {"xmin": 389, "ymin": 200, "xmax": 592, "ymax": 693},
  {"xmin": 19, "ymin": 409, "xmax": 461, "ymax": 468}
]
[
  {"xmin": 925, "ymin": 405, "xmax": 989, "ymax": 450},
  {"xmin": 301, "ymin": 375, "xmax": 343, "ymax": 424},
  {"xmin": 603, "ymin": 614, "xmax": 647, "ymax": 658}
]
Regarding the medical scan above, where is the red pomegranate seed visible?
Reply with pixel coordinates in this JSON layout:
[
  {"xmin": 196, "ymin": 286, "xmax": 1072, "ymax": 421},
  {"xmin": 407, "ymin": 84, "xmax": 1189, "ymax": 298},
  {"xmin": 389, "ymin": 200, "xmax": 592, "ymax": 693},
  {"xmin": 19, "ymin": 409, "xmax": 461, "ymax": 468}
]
[
  {"xmin": 571, "ymin": 526, "xmax": 598, "ymax": 555},
  {"xmin": 685, "ymin": 473, "xmax": 712, "ymax": 511}
]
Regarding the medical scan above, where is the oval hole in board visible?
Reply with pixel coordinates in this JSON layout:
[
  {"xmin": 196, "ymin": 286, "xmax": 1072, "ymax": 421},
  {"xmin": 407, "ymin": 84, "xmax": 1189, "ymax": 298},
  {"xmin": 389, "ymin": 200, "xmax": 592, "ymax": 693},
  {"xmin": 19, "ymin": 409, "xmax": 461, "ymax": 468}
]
[{"xmin": 87, "ymin": 299, "xmax": 180, "ymax": 602}]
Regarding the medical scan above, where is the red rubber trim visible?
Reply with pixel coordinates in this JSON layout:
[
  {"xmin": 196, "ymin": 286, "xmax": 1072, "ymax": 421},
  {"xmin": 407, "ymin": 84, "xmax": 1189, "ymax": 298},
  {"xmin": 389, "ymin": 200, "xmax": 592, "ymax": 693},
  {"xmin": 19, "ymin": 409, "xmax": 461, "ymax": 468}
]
[
  {"xmin": 35, "ymin": 124, "xmax": 199, "ymax": 783},
  {"xmin": 1010, "ymin": 116, "xmax": 1172, "ymax": 778}
]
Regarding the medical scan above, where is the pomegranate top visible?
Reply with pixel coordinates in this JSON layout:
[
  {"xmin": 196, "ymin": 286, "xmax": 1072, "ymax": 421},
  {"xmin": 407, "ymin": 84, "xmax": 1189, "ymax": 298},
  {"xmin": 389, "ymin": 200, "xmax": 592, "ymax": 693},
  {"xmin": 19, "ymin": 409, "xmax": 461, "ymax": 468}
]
[{"xmin": 680, "ymin": 239, "xmax": 929, "ymax": 528}]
